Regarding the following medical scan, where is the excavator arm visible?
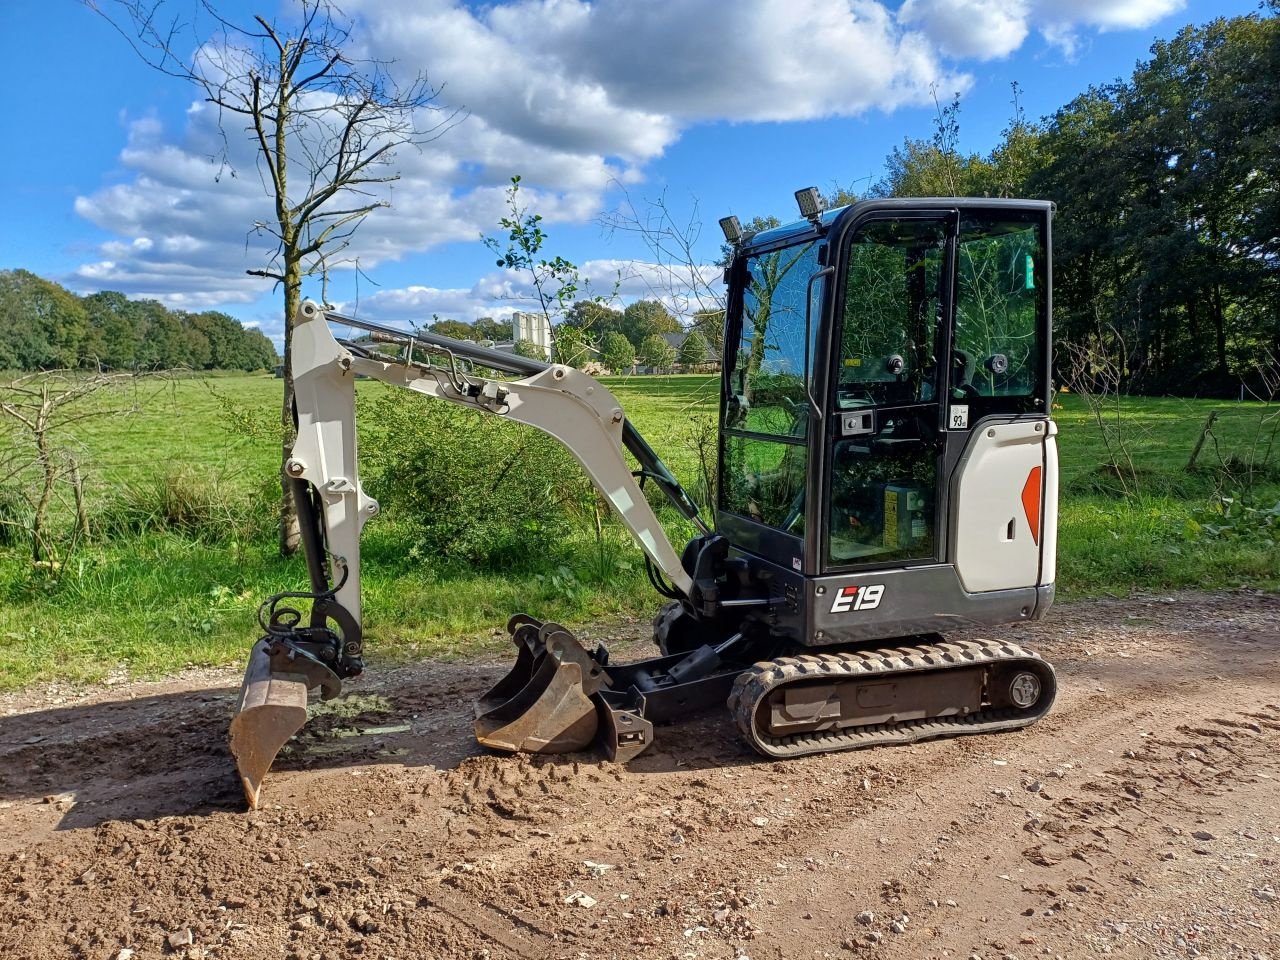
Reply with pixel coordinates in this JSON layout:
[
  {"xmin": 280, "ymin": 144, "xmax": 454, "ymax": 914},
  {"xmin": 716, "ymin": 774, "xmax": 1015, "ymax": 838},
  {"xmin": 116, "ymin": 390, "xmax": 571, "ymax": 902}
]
[{"xmin": 230, "ymin": 300, "xmax": 706, "ymax": 807}]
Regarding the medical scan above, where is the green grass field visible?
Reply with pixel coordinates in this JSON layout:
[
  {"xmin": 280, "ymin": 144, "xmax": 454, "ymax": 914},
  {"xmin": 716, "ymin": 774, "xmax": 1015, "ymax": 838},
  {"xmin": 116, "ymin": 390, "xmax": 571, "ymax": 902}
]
[{"xmin": 0, "ymin": 372, "xmax": 1276, "ymax": 690}]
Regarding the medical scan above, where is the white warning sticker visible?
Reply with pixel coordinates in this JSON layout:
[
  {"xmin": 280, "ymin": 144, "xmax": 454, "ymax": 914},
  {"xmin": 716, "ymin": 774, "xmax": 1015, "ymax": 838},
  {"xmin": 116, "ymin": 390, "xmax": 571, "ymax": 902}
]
[{"xmin": 949, "ymin": 405, "xmax": 969, "ymax": 430}]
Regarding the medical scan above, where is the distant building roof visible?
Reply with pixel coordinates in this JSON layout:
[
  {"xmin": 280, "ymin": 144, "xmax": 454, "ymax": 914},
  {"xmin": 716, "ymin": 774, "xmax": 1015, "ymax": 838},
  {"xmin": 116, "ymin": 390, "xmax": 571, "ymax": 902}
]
[{"xmin": 658, "ymin": 330, "xmax": 718, "ymax": 364}]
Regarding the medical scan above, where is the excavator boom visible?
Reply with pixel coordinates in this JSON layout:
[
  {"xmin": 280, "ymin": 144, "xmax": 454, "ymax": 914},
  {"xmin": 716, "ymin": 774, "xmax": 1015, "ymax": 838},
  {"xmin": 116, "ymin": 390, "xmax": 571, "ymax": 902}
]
[{"xmin": 229, "ymin": 300, "xmax": 703, "ymax": 806}]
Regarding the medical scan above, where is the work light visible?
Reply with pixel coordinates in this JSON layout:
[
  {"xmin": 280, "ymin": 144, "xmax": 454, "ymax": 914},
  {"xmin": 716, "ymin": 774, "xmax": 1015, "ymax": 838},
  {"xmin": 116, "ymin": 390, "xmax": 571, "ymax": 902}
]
[{"xmin": 795, "ymin": 186, "xmax": 825, "ymax": 224}]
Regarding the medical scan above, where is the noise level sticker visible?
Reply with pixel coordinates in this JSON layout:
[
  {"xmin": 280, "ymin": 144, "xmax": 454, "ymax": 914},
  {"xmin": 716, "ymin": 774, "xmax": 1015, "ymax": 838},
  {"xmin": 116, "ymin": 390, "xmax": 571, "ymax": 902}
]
[{"xmin": 949, "ymin": 405, "xmax": 969, "ymax": 429}]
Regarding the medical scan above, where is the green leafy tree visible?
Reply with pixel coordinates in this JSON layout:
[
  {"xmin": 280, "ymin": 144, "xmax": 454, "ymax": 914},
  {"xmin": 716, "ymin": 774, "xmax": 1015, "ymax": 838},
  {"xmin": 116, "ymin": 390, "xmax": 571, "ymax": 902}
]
[
  {"xmin": 428, "ymin": 318, "xmax": 476, "ymax": 340},
  {"xmin": 1029, "ymin": 11, "xmax": 1280, "ymax": 393},
  {"xmin": 0, "ymin": 270, "xmax": 88, "ymax": 369},
  {"xmin": 874, "ymin": 134, "xmax": 992, "ymax": 198},
  {"xmin": 81, "ymin": 290, "xmax": 138, "ymax": 368},
  {"xmin": 0, "ymin": 272, "xmax": 276, "ymax": 372},
  {"xmin": 600, "ymin": 331, "xmax": 635, "ymax": 374},
  {"xmin": 564, "ymin": 300, "xmax": 624, "ymax": 336},
  {"xmin": 513, "ymin": 340, "xmax": 546, "ymax": 361},
  {"xmin": 553, "ymin": 325, "xmax": 595, "ymax": 368},
  {"xmin": 678, "ymin": 330, "xmax": 710, "ymax": 367},
  {"xmin": 988, "ymin": 82, "xmax": 1042, "ymax": 199},
  {"xmin": 473, "ymin": 316, "xmax": 513, "ymax": 342},
  {"xmin": 621, "ymin": 300, "xmax": 680, "ymax": 349},
  {"xmin": 184, "ymin": 324, "xmax": 214, "ymax": 369},
  {"xmin": 638, "ymin": 333, "xmax": 676, "ymax": 371}
]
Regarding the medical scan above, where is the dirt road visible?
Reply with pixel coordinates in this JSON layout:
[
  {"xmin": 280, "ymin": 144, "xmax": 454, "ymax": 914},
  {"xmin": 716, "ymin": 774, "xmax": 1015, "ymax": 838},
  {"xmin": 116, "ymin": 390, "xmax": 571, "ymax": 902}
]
[{"xmin": 2, "ymin": 592, "xmax": 1278, "ymax": 960}]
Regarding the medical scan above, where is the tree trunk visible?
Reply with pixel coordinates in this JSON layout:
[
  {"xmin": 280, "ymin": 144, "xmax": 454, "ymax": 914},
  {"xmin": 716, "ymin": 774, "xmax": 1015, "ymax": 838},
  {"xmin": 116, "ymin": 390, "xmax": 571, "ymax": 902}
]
[
  {"xmin": 276, "ymin": 53, "xmax": 300, "ymax": 558},
  {"xmin": 1211, "ymin": 282, "xmax": 1228, "ymax": 378},
  {"xmin": 69, "ymin": 456, "xmax": 89, "ymax": 541},
  {"xmin": 278, "ymin": 257, "xmax": 301, "ymax": 557},
  {"xmin": 33, "ymin": 406, "xmax": 54, "ymax": 564}
]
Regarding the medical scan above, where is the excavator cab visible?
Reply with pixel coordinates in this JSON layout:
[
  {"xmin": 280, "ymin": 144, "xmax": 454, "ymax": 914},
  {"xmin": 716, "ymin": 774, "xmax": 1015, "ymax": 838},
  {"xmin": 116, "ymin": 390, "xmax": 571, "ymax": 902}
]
[
  {"xmin": 230, "ymin": 196, "xmax": 1059, "ymax": 808},
  {"xmin": 716, "ymin": 199, "xmax": 1056, "ymax": 646}
]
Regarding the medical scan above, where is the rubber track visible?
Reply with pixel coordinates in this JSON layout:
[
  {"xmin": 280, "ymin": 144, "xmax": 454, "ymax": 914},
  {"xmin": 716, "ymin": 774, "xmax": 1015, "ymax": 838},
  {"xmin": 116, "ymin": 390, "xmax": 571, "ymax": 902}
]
[{"xmin": 727, "ymin": 637, "xmax": 1056, "ymax": 759}]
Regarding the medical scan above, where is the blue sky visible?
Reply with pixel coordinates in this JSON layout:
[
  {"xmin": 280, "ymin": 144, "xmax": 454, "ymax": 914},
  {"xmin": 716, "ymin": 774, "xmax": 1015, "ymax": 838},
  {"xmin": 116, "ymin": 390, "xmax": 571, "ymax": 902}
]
[{"xmin": 0, "ymin": 0, "xmax": 1259, "ymax": 345}]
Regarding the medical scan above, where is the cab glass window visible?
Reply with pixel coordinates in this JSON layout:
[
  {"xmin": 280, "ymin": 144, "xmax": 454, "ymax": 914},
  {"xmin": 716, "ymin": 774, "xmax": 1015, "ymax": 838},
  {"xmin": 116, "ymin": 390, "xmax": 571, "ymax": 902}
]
[
  {"xmin": 724, "ymin": 241, "xmax": 819, "ymax": 439},
  {"xmin": 720, "ymin": 239, "xmax": 819, "ymax": 531},
  {"xmin": 836, "ymin": 219, "xmax": 946, "ymax": 410},
  {"xmin": 721, "ymin": 434, "xmax": 807, "ymax": 533},
  {"xmin": 827, "ymin": 217, "xmax": 946, "ymax": 568},
  {"xmin": 951, "ymin": 216, "xmax": 1045, "ymax": 400}
]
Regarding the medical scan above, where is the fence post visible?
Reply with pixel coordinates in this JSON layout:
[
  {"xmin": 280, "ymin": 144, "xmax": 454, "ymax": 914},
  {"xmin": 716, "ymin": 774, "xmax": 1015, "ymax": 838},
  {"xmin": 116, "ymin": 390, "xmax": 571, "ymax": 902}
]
[{"xmin": 1186, "ymin": 410, "xmax": 1219, "ymax": 471}]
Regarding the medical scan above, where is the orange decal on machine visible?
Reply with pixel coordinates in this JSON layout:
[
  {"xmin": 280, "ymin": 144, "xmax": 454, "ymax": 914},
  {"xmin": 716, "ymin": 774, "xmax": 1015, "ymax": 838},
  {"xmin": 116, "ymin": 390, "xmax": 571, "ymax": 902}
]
[{"xmin": 1021, "ymin": 466, "xmax": 1043, "ymax": 545}]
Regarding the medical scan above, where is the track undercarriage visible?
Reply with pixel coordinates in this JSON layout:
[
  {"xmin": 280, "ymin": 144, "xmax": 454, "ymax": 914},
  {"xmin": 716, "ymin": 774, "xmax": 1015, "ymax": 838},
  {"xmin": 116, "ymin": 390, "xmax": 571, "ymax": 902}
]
[{"xmin": 473, "ymin": 614, "xmax": 1056, "ymax": 764}]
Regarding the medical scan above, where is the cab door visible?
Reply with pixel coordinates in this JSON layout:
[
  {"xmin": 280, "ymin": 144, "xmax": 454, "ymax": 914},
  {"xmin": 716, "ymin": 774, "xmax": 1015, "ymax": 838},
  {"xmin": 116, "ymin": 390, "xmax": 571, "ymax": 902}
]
[
  {"xmin": 943, "ymin": 210, "xmax": 1054, "ymax": 592},
  {"xmin": 822, "ymin": 214, "xmax": 955, "ymax": 573}
]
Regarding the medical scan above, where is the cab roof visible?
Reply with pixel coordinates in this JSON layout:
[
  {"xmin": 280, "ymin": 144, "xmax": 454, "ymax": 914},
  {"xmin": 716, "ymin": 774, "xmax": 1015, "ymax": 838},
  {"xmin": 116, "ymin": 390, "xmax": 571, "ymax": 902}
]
[{"xmin": 740, "ymin": 197, "xmax": 1054, "ymax": 253}]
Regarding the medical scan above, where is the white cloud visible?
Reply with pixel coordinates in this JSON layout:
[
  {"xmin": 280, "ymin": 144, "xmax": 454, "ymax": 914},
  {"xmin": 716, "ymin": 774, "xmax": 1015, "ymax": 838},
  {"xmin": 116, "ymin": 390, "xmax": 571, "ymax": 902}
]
[
  {"xmin": 332, "ymin": 257, "xmax": 723, "ymax": 337},
  {"xmin": 1033, "ymin": 0, "xmax": 1186, "ymax": 32},
  {"xmin": 70, "ymin": 0, "xmax": 1185, "ymax": 310},
  {"xmin": 1032, "ymin": 0, "xmax": 1187, "ymax": 56},
  {"xmin": 899, "ymin": 0, "xmax": 1186, "ymax": 61},
  {"xmin": 71, "ymin": 0, "xmax": 965, "ymax": 308},
  {"xmin": 438, "ymin": 0, "xmax": 964, "ymax": 123},
  {"xmin": 899, "ymin": 0, "xmax": 1030, "ymax": 60}
]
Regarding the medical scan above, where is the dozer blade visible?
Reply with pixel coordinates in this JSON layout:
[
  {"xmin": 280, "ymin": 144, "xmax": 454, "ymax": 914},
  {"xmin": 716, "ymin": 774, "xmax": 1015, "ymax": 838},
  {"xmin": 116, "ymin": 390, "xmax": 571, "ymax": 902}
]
[
  {"xmin": 229, "ymin": 638, "xmax": 340, "ymax": 809},
  {"xmin": 474, "ymin": 654, "xmax": 600, "ymax": 753}
]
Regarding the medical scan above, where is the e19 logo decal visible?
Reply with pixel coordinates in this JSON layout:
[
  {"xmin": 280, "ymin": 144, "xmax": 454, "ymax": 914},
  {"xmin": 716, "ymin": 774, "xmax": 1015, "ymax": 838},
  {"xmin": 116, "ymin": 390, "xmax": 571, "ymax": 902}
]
[{"xmin": 829, "ymin": 583, "xmax": 885, "ymax": 613}]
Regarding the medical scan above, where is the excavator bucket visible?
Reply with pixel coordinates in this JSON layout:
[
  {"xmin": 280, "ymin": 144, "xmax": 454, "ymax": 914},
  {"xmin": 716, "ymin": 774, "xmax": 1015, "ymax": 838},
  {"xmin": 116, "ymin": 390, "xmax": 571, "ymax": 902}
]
[
  {"xmin": 229, "ymin": 638, "xmax": 342, "ymax": 809},
  {"xmin": 474, "ymin": 617, "xmax": 613, "ymax": 755},
  {"xmin": 228, "ymin": 639, "xmax": 309, "ymax": 809},
  {"xmin": 474, "ymin": 655, "xmax": 599, "ymax": 752}
]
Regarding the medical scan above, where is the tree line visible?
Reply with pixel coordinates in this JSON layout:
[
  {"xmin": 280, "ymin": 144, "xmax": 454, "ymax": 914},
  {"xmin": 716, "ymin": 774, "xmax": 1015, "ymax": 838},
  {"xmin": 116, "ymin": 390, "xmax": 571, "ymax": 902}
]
[
  {"xmin": 0, "ymin": 269, "xmax": 278, "ymax": 373},
  {"xmin": 427, "ymin": 298, "xmax": 717, "ymax": 374},
  {"xmin": 874, "ymin": 9, "xmax": 1278, "ymax": 397}
]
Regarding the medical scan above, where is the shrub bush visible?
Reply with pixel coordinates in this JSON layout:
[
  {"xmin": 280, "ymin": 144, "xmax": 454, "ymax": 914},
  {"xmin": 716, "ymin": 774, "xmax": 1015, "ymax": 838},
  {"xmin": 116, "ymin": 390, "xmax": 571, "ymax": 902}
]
[
  {"xmin": 0, "ymin": 485, "xmax": 32, "ymax": 548},
  {"xmin": 360, "ymin": 389, "xmax": 592, "ymax": 567}
]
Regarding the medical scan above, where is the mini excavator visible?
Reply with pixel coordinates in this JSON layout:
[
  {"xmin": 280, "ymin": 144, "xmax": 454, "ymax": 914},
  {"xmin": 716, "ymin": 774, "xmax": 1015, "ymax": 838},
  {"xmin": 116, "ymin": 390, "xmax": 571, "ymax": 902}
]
[{"xmin": 230, "ymin": 194, "xmax": 1060, "ymax": 808}]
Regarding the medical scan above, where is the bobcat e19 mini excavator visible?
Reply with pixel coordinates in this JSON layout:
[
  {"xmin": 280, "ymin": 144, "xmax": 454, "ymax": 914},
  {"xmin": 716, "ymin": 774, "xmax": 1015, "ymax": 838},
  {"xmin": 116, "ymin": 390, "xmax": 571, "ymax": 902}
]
[{"xmin": 229, "ymin": 194, "xmax": 1060, "ymax": 809}]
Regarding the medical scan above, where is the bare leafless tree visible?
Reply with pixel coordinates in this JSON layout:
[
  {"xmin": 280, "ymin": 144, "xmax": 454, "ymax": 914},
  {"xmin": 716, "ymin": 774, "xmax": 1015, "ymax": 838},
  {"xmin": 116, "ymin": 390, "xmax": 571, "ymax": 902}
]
[
  {"xmin": 0, "ymin": 371, "xmax": 142, "ymax": 566},
  {"xmin": 1207, "ymin": 349, "xmax": 1280, "ymax": 494},
  {"xmin": 1059, "ymin": 326, "xmax": 1141, "ymax": 497},
  {"xmin": 88, "ymin": 0, "xmax": 463, "ymax": 553},
  {"xmin": 600, "ymin": 187, "xmax": 727, "ymax": 319}
]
